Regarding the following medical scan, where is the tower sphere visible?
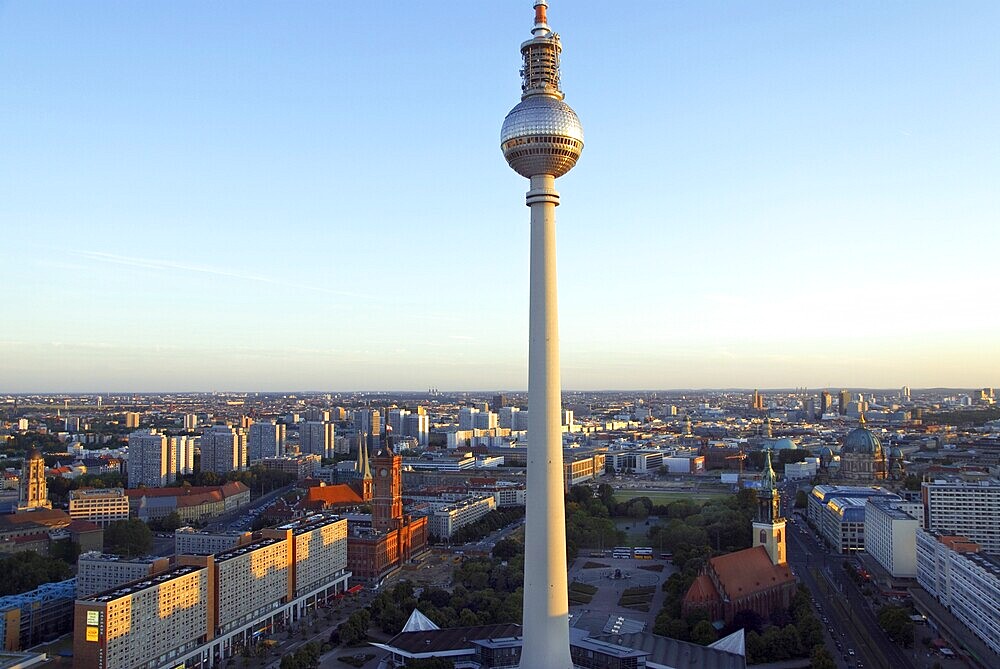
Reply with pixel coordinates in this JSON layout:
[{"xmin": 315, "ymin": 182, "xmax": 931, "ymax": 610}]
[{"xmin": 501, "ymin": 95, "xmax": 584, "ymax": 178}]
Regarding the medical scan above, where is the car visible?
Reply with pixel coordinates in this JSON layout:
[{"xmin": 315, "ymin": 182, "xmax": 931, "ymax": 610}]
[{"xmin": 848, "ymin": 649, "xmax": 856, "ymax": 656}]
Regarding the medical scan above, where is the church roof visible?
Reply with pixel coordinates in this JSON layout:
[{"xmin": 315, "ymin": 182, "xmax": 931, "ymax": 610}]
[
  {"xmin": 685, "ymin": 574, "xmax": 722, "ymax": 605},
  {"xmin": 306, "ymin": 484, "xmax": 364, "ymax": 507},
  {"xmin": 709, "ymin": 546, "xmax": 795, "ymax": 599}
]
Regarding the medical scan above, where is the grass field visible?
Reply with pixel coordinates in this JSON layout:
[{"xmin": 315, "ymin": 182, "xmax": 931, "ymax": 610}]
[{"xmin": 613, "ymin": 489, "xmax": 730, "ymax": 505}]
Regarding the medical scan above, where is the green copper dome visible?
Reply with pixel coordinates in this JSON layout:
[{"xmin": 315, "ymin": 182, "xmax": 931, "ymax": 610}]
[{"xmin": 841, "ymin": 425, "xmax": 883, "ymax": 456}]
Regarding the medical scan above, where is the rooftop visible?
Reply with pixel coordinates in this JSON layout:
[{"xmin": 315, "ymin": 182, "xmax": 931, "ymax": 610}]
[
  {"xmin": 213, "ymin": 537, "xmax": 282, "ymax": 563},
  {"xmin": 82, "ymin": 564, "xmax": 203, "ymax": 603}
]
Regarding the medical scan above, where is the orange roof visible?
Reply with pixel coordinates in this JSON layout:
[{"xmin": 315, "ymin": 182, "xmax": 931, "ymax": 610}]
[
  {"xmin": 939, "ymin": 535, "xmax": 980, "ymax": 553},
  {"xmin": 176, "ymin": 491, "xmax": 224, "ymax": 508},
  {"xmin": 306, "ymin": 484, "xmax": 363, "ymax": 507},
  {"xmin": 710, "ymin": 546, "xmax": 795, "ymax": 598},
  {"xmin": 684, "ymin": 574, "xmax": 721, "ymax": 606},
  {"xmin": 125, "ymin": 482, "xmax": 249, "ymax": 500}
]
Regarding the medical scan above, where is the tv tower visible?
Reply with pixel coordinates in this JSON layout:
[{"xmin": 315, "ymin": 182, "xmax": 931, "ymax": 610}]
[{"xmin": 500, "ymin": 2, "xmax": 583, "ymax": 667}]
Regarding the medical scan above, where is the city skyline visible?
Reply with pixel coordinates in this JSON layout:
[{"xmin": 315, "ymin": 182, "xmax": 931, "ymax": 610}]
[{"xmin": 3, "ymin": 1, "xmax": 999, "ymax": 392}]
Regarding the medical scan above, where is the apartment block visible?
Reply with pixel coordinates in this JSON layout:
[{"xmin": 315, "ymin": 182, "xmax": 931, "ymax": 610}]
[
  {"xmin": 923, "ymin": 478, "xmax": 1000, "ymax": 553},
  {"xmin": 200, "ymin": 425, "xmax": 245, "ymax": 474},
  {"xmin": 74, "ymin": 565, "xmax": 209, "ymax": 669},
  {"xmin": 76, "ymin": 553, "xmax": 171, "ymax": 599},
  {"xmin": 127, "ymin": 429, "xmax": 170, "ymax": 488},
  {"xmin": 299, "ymin": 421, "xmax": 335, "ymax": 460},
  {"xmin": 74, "ymin": 514, "xmax": 351, "ymax": 669},
  {"xmin": 68, "ymin": 488, "xmax": 130, "ymax": 526},
  {"xmin": 915, "ymin": 529, "xmax": 1000, "ymax": 656},
  {"xmin": 428, "ymin": 494, "xmax": 497, "ymax": 539},
  {"xmin": 174, "ymin": 528, "xmax": 251, "ymax": 556},
  {"xmin": 248, "ymin": 421, "xmax": 286, "ymax": 462}
]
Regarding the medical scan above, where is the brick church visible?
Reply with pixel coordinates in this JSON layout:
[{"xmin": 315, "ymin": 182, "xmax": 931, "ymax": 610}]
[{"xmin": 683, "ymin": 449, "xmax": 797, "ymax": 624}]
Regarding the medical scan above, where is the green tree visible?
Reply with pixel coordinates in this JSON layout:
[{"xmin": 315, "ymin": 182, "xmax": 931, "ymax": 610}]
[
  {"xmin": 690, "ymin": 620, "xmax": 718, "ymax": 645},
  {"xmin": 104, "ymin": 519, "xmax": 153, "ymax": 557},
  {"xmin": 492, "ymin": 537, "xmax": 520, "ymax": 561},
  {"xmin": 794, "ymin": 490, "xmax": 808, "ymax": 508},
  {"xmin": 0, "ymin": 552, "xmax": 72, "ymax": 595},
  {"xmin": 878, "ymin": 605, "xmax": 914, "ymax": 646},
  {"xmin": 811, "ymin": 645, "xmax": 837, "ymax": 669}
]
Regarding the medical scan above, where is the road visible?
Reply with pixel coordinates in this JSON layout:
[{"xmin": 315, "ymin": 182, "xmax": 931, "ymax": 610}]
[{"xmin": 782, "ymin": 484, "xmax": 913, "ymax": 669}]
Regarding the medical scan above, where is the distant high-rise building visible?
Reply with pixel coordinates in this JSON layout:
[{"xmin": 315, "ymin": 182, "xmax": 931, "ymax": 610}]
[
  {"xmin": 169, "ymin": 435, "xmax": 195, "ymax": 476},
  {"xmin": 300, "ymin": 421, "xmax": 335, "ymax": 459},
  {"xmin": 751, "ymin": 389, "xmax": 765, "ymax": 411},
  {"xmin": 354, "ymin": 409, "xmax": 381, "ymax": 446},
  {"xmin": 124, "ymin": 412, "xmax": 140, "ymax": 429},
  {"xmin": 183, "ymin": 413, "xmax": 198, "ymax": 431},
  {"xmin": 304, "ymin": 407, "xmax": 330, "ymax": 422},
  {"xmin": 248, "ymin": 421, "xmax": 286, "ymax": 461},
  {"xmin": 838, "ymin": 390, "xmax": 851, "ymax": 416},
  {"xmin": 499, "ymin": 406, "xmax": 520, "ymax": 429},
  {"xmin": 473, "ymin": 411, "xmax": 499, "ymax": 430},
  {"xmin": 200, "ymin": 425, "xmax": 244, "ymax": 474},
  {"xmin": 18, "ymin": 449, "xmax": 50, "ymax": 510},
  {"xmin": 900, "ymin": 386, "xmax": 911, "ymax": 402},
  {"xmin": 403, "ymin": 412, "xmax": 429, "ymax": 447},
  {"xmin": 458, "ymin": 407, "xmax": 479, "ymax": 431},
  {"xmin": 128, "ymin": 429, "xmax": 170, "ymax": 488},
  {"xmin": 562, "ymin": 410, "xmax": 574, "ymax": 429},
  {"xmin": 387, "ymin": 409, "xmax": 409, "ymax": 435},
  {"xmin": 820, "ymin": 391, "xmax": 833, "ymax": 414},
  {"xmin": 492, "ymin": 393, "xmax": 509, "ymax": 409},
  {"xmin": 802, "ymin": 398, "xmax": 816, "ymax": 420}
]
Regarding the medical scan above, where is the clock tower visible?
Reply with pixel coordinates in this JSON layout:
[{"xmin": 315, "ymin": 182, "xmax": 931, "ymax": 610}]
[
  {"xmin": 753, "ymin": 448, "xmax": 786, "ymax": 566},
  {"xmin": 372, "ymin": 443, "xmax": 403, "ymax": 533}
]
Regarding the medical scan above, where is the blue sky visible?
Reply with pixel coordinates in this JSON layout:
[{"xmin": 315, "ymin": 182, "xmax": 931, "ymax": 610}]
[{"xmin": 1, "ymin": 1, "xmax": 998, "ymax": 392}]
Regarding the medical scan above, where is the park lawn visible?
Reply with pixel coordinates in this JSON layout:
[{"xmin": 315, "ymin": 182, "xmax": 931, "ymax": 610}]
[{"xmin": 612, "ymin": 489, "xmax": 730, "ymax": 505}]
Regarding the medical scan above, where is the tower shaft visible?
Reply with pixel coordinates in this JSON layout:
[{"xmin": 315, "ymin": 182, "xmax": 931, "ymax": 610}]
[{"xmin": 522, "ymin": 173, "xmax": 573, "ymax": 669}]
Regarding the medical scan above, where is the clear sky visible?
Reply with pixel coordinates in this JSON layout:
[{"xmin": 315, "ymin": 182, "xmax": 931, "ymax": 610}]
[{"xmin": 2, "ymin": 1, "xmax": 998, "ymax": 392}]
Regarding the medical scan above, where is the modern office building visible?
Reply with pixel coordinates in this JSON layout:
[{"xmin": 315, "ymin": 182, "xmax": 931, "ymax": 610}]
[
  {"xmin": 74, "ymin": 514, "xmax": 351, "ymax": 669},
  {"xmin": 403, "ymin": 411, "xmax": 429, "ymax": 447},
  {"xmin": 427, "ymin": 494, "xmax": 497, "ymax": 540},
  {"xmin": 127, "ymin": 429, "xmax": 170, "ymax": 489},
  {"xmin": 199, "ymin": 425, "xmax": 245, "ymax": 474},
  {"xmin": 915, "ymin": 529, "xmax": 1000, "ymax": 656},
  {"xmin": 864, "ymin": 498, "xmax": 920, "ymax": 578},
  {"xmin": 299, "ymin": 421, "xmax": 335, "ymax": 459},
  {"xmin": 0, "ymin": 579, "xmax": 76, "ymax": 651},
  {"xmin": 68, "ymin": 488, "xmax": 130, "ymax": 526},
  {"xmin": 923, "ymin": 477, "xmax": 1000, "ymax": 553},
  {"xmin": 247, "ymin": 421, "xmax": 286, "ymax": 462},
  {"xmin": 808, "ymin": 485, "xmax": 902, "ymax": 554},
  {"xmin": 76, "ymin": 553, "xmax": 171, "ymax": 599}
]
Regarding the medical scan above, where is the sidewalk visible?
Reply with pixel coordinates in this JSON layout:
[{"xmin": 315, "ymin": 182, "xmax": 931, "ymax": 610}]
[{"xmin": 909, "ymin": 587, "xmax": 1000, "ymax": 669}]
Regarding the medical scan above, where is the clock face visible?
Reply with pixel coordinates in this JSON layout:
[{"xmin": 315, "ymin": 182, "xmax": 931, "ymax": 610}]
[{"xmin": 380, "ymin": 468, "xmax": 388, "ymax": 478}]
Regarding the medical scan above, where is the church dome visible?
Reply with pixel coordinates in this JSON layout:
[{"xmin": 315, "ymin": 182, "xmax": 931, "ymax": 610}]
[
  {"xmin": 771, "ymin": 438, "xmax": 797, "ymax": 451},
  {"xmin": 841, "ymin": 426, "xmax": 882, "ymax": 456}
]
